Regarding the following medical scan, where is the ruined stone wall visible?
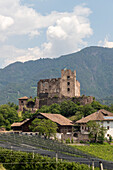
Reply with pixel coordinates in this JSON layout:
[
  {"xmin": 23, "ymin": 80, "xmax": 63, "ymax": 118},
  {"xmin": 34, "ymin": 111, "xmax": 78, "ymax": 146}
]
[
  {"xmin": 18, "ymin": 99, "xmax": 28, "ymax": 111},
  {"xmin": 37, "ymin": 78, "xmax": 61, "ymax": 98},
  {"xmin": 39, "ymin": 96, "xmax": 94, "ymax": 109},
  {"xmin": 75, "ymin": 80, "xmax": 80, "ymax": 97}
]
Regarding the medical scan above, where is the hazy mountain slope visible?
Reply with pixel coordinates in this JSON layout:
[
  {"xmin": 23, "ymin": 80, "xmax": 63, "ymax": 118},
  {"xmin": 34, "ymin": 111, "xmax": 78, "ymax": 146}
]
[{"xmin": 0, "ymin": 46, "xmax": 113, "ymax": 104}]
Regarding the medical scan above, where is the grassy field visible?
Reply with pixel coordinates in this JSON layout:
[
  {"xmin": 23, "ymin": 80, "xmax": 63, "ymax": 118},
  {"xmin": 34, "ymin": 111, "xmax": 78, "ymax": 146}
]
[{"xmin": 71, "ymin": 144, "xmax": 113, "ymax": 161}]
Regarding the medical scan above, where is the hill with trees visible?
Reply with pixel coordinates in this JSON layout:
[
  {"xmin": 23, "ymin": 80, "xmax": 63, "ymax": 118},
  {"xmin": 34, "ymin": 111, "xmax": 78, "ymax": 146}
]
[{"xmin": 0, "ymin": 46, "xmax": 113, "ymax": 104}]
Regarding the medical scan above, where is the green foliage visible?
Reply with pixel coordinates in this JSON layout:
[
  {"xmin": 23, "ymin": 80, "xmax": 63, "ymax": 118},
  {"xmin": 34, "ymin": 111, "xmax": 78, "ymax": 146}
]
[
  {"xmin": 73, "ymin": 145, "xmax": 113, "ymax": 161},
  {"xmin": 87, "ymin": 121, "xmax": 107, "ymax": 143},
  {"xmin": 60, "ymin": 101, "xmax": 78, "ymax": 117},
  {"xmin": 66, "ymin": 138, "xmax": 70, "ymax": 144},
  {"xmin": 39, "ymin": 105, "xmax": 50, "ymax": 113},
  {"xmin": 81, "ymin": 104, "xmax": 96, "ymax": 117},
  {"xmin": 98, "ymin": 126, "xmax": 107, "ymax": 144},
  {"xmin": 109, "ymin": 135, "xmax": 112, "ymax": 143},
  {"xmin": 7, "ymin": 102, "xmax": 18, "ymax": 110},
  {"xmin": 71, "ymin": 138, "xmax": 74, "ymax": 143},
  {"xmin": 49, "ymin": 103, "xmax": 61, "ymax": 114},
  {"xmin": 38, "ymin": 99, "xmax": 111, "ymax": 122},
  {"xmin": 22, "ymin": 111, "xmax": 35, "ymax": 120},
  {"xmin": 30, "ymin": 118, "xmax": 58, "ymax": 138},
  {"xmin": 0, "ymin": 104, "xmax": 19, "ymax": 130},
  {"xmin": 0, "ymin": 148, "xmax": 92, "ymax": 170}
]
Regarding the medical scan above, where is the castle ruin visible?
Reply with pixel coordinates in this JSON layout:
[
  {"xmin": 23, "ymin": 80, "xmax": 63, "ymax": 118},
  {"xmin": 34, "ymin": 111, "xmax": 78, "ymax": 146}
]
[
  {"xmin": 37, "ymin": 69, "xmax": 80, "ymax": 98},
  {"xmin": 18, "ymin": 69, "xmax": 94, "ymax": 112}
]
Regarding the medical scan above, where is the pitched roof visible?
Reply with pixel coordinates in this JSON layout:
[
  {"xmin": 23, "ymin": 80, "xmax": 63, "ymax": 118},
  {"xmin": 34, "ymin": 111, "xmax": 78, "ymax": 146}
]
[
  {"xmin": 76, "ymin": 109, "xmax": 113, "ymax": 124},
  {"xmin": 39, "ymin": 113, "xmax": 73, "ymax": 126},
  {"xmin": 11, "ymin": 119, "xmax": 29, "ymax": 127},
  {"xmin": 18, "ymin": 96, "xmax": 29, "ymax": 100}
]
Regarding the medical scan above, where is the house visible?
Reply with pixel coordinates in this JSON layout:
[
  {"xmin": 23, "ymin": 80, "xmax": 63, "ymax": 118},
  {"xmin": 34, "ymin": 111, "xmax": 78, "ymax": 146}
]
[
  {"xmin": 11, "ymin": 113, "xmax": 74, "ymax": 139},
  {"xmin": 11, "ymin": 119, "xmax": 31, "ymax": 132},
  {"xmin": 18, "ymin": 96, "xmax": 39, "ymax": 112},
  {"xmin": 76, "ymin": 109, "xmax": 113, "ymax": 141}
]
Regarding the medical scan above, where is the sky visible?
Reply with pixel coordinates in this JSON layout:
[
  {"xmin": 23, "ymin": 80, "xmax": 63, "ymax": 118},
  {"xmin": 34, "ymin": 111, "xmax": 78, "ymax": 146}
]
[{"xmin": 0, "ymin": 0, "xmax": 113, "ymax": 68}]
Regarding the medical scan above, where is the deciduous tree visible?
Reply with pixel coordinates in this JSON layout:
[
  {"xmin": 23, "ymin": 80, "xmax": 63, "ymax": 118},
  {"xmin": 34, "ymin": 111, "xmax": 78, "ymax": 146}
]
[{"xmin": 30, "ymin": 118, "xmax": 58, "ymax": 138}]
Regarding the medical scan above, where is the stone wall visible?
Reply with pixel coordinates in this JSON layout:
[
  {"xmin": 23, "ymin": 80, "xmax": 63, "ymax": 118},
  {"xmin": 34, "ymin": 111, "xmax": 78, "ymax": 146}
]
[
  {"xmin": 39, "ymin": 96, "xmax": 94, "ymax": 108},
  {"xmin": 37, "ymin": 78, "xmax": 61, "ymax": 98}
]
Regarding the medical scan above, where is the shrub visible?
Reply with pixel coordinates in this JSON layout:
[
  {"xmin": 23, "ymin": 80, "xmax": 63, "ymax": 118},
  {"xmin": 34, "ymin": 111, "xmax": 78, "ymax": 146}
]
[
  {"xmin": 66, "ymin": 138, "xmax": 70, "ymax": 144},
  {"xmin": 109, "ymin": 135, "xmax": 112, "ymax": 143},
  {"xmin": 71, "ymin": 138, "xmax": 74, "ymax": 143}
]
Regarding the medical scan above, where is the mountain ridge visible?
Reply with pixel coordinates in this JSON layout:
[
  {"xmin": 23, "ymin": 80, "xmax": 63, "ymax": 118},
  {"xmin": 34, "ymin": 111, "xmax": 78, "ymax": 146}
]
[{"xmin": 0, "ymin": 46, "xmax": 113, "ymax": 104}]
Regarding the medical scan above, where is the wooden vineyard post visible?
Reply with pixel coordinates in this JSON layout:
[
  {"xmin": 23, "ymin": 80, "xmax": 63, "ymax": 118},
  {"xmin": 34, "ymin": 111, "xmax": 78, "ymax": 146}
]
[
  {"xmin": 92, "ymin": 160, "xmax": 94, "ymax": 170},
  {"xmin": 99, "ymin": 161, "xmax": 103, "ymax": 170}
]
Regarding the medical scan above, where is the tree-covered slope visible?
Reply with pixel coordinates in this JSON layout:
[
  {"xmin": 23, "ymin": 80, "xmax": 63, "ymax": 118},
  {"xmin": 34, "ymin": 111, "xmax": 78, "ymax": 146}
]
[{"xmin": 0, "ymin": 46, "xmax": 113, "ymax": 104}]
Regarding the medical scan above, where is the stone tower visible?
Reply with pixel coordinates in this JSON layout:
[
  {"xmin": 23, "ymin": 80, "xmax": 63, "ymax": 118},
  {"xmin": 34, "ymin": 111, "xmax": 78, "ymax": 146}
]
[{"xmin": 60, "ymin": 69, "xmax": 80, "ymax": 98}]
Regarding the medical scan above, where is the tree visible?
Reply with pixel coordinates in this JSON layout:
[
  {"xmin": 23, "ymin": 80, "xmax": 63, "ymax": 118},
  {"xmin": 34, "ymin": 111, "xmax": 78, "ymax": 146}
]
[
  {"xmin": 87, "ymin": 121, "xmax": 107, "ymax": 143},
  {"xmin": 82, "ymin": 104, "xmax": 96, "ymax": 117},
  {"xmin": 98, "ymin": 126, "xmax": 107, "ymax": 144},
  {"xmin": 0, "ymin": 104, "xmax": 19, "ymax": 130},
  {"xmin": 60, "ymin": 101, "xmax": 78, "ymax": 117},
  {"xmin": 49, "ymin": 103, "xmax": 61, "ymax": 114},
  {"xmin": 30, "ymin": 118, "xmax": 58, "ymax": 138}
]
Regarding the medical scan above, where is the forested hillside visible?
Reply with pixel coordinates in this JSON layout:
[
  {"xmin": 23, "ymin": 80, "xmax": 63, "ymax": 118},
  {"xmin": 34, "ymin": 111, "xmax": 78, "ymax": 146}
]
[{"xmin": 0, "ymin": 46, "xmax": 113, "ymax": 104}]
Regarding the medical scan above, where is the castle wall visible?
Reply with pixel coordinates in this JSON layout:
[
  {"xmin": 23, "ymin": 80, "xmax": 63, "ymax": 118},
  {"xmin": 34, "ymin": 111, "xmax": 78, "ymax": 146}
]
[
  {"xmin": 39, "ymin": 96, "xmax": 94, "ymax": 109},
  {"xmin": 75, "ymin": 80, "xmax": 80, "ymax": 97},
  {"xmin": 37, "ymin": 78, "xmax": 61, "ymax": 98},
  {"xmin": 18, "ymin": 99, "xmax": 28, "ymax": 111}
]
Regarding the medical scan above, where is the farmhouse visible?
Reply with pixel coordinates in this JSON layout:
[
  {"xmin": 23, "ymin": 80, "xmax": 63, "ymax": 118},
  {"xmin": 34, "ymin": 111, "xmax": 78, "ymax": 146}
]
[
  {"xmin": 11, "ymin": 113, "xmax": 73, "ymax": 139},
  {"xmin": 76, "ymin": 109, "xmax": 113, "ymax": 141}
]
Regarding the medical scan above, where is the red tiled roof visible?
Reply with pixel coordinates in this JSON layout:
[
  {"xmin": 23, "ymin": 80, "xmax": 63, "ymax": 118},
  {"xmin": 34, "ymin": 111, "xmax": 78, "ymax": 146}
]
[
  {"xmin": 39, "ymin": 113, "xmax": 73, "ymax": 126},
  {"xmin": 11, "ymin": 119, "xmax": 29, "ymax": 127},
  {"xmin": 18, "ymin": 96, "xmax": 28, "ymax": 100},
  {"xmin": 76, "ymin": 109, "xmax": 113, "ymax": 123}
]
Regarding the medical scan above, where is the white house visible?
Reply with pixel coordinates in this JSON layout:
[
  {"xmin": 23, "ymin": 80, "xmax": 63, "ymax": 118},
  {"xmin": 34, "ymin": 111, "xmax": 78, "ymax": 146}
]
[{"xmin": 76, "ymin": 109, "xmax": 113, "ymax": 140}]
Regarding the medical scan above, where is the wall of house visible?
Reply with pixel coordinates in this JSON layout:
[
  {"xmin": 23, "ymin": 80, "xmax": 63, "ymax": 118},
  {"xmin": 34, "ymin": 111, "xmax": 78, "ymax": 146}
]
[
  {"xmin": 79, "ymin": 120, "xmax": 113, "ymax": 140},
  {"xmin": 103, "ymin": 121, "xmax": 113, "ymax": 138}
]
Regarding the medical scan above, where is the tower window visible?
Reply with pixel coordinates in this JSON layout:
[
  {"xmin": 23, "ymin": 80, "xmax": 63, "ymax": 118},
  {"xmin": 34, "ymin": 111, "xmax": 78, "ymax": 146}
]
[
  {"xmin": 67, "ymin": 76, "xmax": 70, "ymax": 79},
  {"xmin": 67, "ymin": 88, "xmax": 70, "ymax": 92},
  {"xmin": 67, "ymin": 82, "xmax": 70, "ymax": 86}
]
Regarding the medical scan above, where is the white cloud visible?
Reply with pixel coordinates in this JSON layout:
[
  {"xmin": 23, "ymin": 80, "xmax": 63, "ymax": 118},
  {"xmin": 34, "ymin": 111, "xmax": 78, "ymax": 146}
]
[
  {"xmin": 43, "ymin": 5, "xmax": 93, "ymax": 57},
  {"xmin": 0, "ymin": 15, "xmax": 14, "ymax": 30},
  {"xmin": 0, "ymin": 2, "xmax": 93, "ymax": 67},
  {"xmin": 98, "ymin": 37, "xmax": 113, "ymax": 48},
  {"xmin": 0, "ymin": 45, "xmax": 43, "ymax": 68}
]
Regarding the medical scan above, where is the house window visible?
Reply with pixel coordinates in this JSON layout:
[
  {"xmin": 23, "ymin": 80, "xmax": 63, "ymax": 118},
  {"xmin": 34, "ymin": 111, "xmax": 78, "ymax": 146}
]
[
  {"xmin": 21, "ymin": 101, "xmax": 23, "ymax": 104},
  {"xmin": 107, "ymin": 126, "xmax": 109, "ymax": 130},
  {"xmin": 107, "ymin": 121, "xmax": 110, "ymax": 124},
  {"xmin": 67, "ymin": 76, "xmax": 70, "ymax": 79},
  {"xmin": 107, "ymin": 134, "xmax": 109, "ymax": 137},
  {"xmin": 82, "ymin": 126, "xmax": 84, "ymax": 130},
  {"xmin": 67, "ymin": 82, "xmax": 70, "ymax": 86},
  {"xmin": 67, "ymin": 88, "xmax": 70, "ymax": 92}
]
